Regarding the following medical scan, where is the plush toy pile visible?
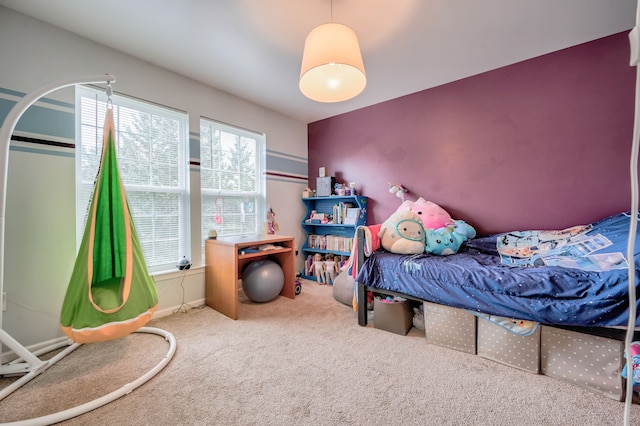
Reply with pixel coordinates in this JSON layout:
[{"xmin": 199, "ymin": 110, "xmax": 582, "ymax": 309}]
[{"xmin": 379, "ymin": 197, "xmax": 476, "ymax": 255}]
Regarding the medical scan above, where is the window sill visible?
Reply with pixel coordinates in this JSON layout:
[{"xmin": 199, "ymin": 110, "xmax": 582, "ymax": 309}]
[{"xmin": 152, "ymin": 265, "xmax": 204, "ymax": 281}]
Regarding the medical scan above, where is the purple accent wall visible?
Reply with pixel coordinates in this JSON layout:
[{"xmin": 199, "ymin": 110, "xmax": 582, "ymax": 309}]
[{"xmin": 308, "ymin": 32, "xmax": 636, "ymax": 235}]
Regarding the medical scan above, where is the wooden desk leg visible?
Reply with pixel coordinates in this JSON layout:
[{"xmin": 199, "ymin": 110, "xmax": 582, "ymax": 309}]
[
  {"xmin": 205, "ymin": 244, "xmax": 239, "ymax": 320},
  {"xmin": 278, "ymin": 250, "xmax": 295, "ymax": 300}
]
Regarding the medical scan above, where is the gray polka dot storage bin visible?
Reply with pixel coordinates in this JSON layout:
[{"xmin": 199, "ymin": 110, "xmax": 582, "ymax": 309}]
[
  {"xmin": 477, "ymin": 317, "xmax": 541, "ymax": 374},
  {"xmin": 424, "ymin": 302, "xmax": 477, "ymax": 354},
  {"xmin": 540, "ymin": 325, "xmax": 625, "ymax": 401}
]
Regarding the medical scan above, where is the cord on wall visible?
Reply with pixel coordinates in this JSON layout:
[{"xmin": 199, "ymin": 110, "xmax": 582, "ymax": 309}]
[{"xmin": 172, "ymin": 269, "xmax": 192, "ymax": 314}]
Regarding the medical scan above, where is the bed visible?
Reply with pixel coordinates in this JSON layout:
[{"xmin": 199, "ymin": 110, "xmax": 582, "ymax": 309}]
[
  {"xmin": 356, "ymin": 211, "xmax": 640, "ymax": 328},
  {"xmin": 354, "ymin": 211, "xmax": 640, "ymax": 400}
]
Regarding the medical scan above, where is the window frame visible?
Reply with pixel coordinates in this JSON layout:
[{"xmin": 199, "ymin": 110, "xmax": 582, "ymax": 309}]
[
  {"xmin": 75, "ymin": 86, "xmax": 191, "ymax": 274},
  {"xmin": 199, "ymin": 117, "xmax": 266, "ymax": 255}
]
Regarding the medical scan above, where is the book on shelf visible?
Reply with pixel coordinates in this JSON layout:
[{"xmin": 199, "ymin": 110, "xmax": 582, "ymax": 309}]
[
  {"xmin": 343, "ymin": 207, "xmax": 361, "ymax": 225},
  {"xmin": 307, "ymin": 234, "xmax": 353, "ymax": 253},
  {"xmin": 304, "ymin": 255, "xmax": 314, "ymax": 276},
  {"xmin": 332, "ymin": 202, "xmax": 355, "ymax": 224},
  {"xmin": 307, "ymin": 234, "xmax": 327, "ymax": 250}
]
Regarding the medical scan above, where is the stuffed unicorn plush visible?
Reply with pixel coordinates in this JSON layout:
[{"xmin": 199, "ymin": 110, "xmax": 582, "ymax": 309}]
[{"xmin": 388, "ymin": 182, "xmax": 408, "ymax": 201}]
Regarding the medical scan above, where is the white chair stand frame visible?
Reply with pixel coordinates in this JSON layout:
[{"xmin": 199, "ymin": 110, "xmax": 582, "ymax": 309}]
[{"xmin": 0, "ymin": 75, "xmax": 177, "ymax": 425}]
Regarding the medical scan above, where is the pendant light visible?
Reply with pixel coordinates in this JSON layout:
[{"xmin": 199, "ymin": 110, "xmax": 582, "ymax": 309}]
[{"xmin": 299, "ymin": 3, "xmax": 366, "ymax": 103}]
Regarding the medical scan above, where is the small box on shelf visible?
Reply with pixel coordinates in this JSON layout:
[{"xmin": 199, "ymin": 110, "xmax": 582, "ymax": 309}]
[{"xmin": 316, "ymin": 176, "xmax": 335, "ymax": 197}]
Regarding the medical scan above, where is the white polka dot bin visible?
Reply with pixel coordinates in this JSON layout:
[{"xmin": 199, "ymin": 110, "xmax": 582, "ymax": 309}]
[
  {"xmin": 477, "ymin": 317, "xmax": 541, "ymax": 374},
  {"xmin": 424, "ymin": 302, "xmax": 477, "ymax": 354},
  {"xmin": 540, "ymin": 325, "xmax": 625, "ymax": 401}
]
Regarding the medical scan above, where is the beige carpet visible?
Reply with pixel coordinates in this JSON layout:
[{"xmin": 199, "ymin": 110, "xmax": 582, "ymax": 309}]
[{"xmin": 1, "ymin": 280, "xmax": 639, "ymax": 425}]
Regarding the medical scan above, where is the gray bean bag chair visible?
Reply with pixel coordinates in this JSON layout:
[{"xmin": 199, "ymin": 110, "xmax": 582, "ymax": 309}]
[{"xmin": 332, "ymin": 271, "xmax": 355, "ymax": 306}]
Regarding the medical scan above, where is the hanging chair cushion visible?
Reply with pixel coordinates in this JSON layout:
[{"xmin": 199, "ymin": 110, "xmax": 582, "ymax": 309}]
[{"xmin": 60, "ymin": 108, "xmax": 158, "ymax": 344}]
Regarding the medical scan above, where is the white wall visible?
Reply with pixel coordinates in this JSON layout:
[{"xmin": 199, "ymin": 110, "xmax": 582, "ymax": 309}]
[{"xmin": 0, "ymin": 7, "xmax": 309, "ymax": 349}]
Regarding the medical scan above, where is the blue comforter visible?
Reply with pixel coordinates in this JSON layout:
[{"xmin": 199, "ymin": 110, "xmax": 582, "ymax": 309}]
[{"xmin": 356, "ymin": 212, "xmax": 640, "ymax": 327}]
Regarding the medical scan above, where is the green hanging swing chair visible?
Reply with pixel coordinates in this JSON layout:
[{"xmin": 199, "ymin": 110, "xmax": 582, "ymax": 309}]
[
  {"xmin": 60, "ymin": 107, "xmax": 158, "ymax": 344},
  {"xmin": 0, "ymin": 75, "xmax": 175, "ymax": 425}
]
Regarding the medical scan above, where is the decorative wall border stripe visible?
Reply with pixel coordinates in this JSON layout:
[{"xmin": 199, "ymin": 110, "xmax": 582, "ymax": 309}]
[
  {"xmin": 266, "ymin": 149, "xmax": 307, "ymax": 162},
  {"xmin": 1, "ymin": 88, "xmax": 310, "ymax": 183},
  {"xmin": 0, "ymin": 88, "xmax": 74, "ymax": 110},
  {"xmin": 12, "ymin": 135, "xmax": 74, "ymax": 150},
  {"xmin": 266, "ymin": 171, "xmax": 308, "ymax": 181},
  {"xmin": 266, "ymin": 149, "xmax": 307, "ymax": 178}
]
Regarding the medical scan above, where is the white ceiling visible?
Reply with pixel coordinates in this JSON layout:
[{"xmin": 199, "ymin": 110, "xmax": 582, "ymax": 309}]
[{"xmin": 0, "ymin": 0, "xmax": 636, "ymax": 123}]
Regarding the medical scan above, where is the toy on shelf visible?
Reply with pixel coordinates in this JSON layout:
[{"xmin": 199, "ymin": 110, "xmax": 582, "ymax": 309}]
[
  {"xmin": 333, "ymin": 181, "xmax": 358, "ymax": 196},
  {"xmin": 309, "ymin": 253, "xmax": 326, "ymax": 284},
  {"xmin": 324, "ymin": 253, "xmax": 340, "ymax": 284},
  {"xmin": 295, "ymin": 273, "xmax": 302, "ymax": 295},
  {"xmin": 265, "ymin": 207, "xmax": 279, "ymax": 234}
]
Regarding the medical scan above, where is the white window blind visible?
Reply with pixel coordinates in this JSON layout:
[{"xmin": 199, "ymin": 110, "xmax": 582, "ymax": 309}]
[
  {"xmin": 200, "ymin": 118, "xmax": 266, "ymax": 247},
  {"xmin": 76, "ymin": 86, "xmax": 190, "ymax": 273}
]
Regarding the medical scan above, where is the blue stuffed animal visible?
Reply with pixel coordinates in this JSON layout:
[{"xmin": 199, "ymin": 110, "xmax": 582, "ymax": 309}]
[{"xmin": 425, "ymin": 220, "xmax": 476, "ymax": 255}]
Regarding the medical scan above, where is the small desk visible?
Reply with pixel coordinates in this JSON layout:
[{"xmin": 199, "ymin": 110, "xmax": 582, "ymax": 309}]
[{"xmin": 205, "ymin": 234, "xmax": 296, "ymax": 320}]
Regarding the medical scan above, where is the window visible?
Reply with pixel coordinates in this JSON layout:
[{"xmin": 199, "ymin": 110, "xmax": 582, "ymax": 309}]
[
  {"xmin": 76, "ymin": 86, "xmax": 190, "ymax": 273},
  {"xmin": 200, "ymin": 118, "xmax": 266, "ymax": 246}
]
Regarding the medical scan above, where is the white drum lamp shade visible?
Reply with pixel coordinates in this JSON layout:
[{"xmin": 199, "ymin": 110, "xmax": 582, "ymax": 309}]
[{"xmin": 299, "ymin": 23, "xmax": 367, "ymax": 103}]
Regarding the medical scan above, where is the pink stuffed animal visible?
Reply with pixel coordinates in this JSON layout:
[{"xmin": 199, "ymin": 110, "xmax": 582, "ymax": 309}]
[{"xmin": 396, "ymin": 197, "xmax": 452, "ymax": 230}]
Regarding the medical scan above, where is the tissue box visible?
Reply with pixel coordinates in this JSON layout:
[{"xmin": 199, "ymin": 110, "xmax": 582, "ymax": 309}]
[
  {"xmin": 374, "ymin": 297, "xmax": 412, "ymax": 335},
  {"xmin": 424, "ymin": 302, "xmax": 476, "ymax": 354},
  {"xmin": 477, "ymin": 317, "xmax": 541, "ymax": 373}
]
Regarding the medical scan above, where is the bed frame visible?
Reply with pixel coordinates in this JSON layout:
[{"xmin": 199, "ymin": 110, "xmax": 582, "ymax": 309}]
[{"xmin": 355, "ymin": 228, "xmax": 426, "ymax": 326}]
